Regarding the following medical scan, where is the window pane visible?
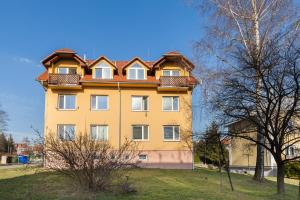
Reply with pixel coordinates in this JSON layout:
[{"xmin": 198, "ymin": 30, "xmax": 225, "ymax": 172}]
[
  {"xmin": 65, "ymin": 125, "xmax": 75, "ymax": 140},
  {"xmin": 58, "ymin": 95, "xmax": 64, "ymax": 109},
  {"xmin": 95, "ymin": 68, "xmax": 102, "ymax": 78},
  {"xmin": 142, "ymin": 97, "xmax": 148, "ymax": 111},
  {"xmin": 143, "ymin": 126, "xmax": 148, "ymax": 140},
  {"xmin": 91, "ymin": 126, "xmax": 97, "ymax": 139},
  {"xmin": 91, "ymin": 96, "xmax": 97, "ymax": 110},
  {"xmin": 174, "ymin": 126, "xmax": 180, "ymax": 140},
  {"xmin": 137, "ymin": 69, "xmax": 144, "ymax": 79},
  {"xmin": 132, "ymin": 97, "xmax": 141, "ymax": 111},
  {"xmin": 58, "ymin": 68, "xmax": 68, "ymax": 74},
  {"xmin": 163, "ymin": 70, "xmax": 170, "ymax": 76},
  {"xmin": 102, "ymin": 68, "xmax": 111, "ymax": 79},
  {"xmin": 133, "ymin": 126, "xmax": 143, "ymax": 140},
  {"xmin": 65, "ymin": 95, "xmax": 76, "ymax": 109},
  {"xmin": 97, "ymin": 96, "xmax": 108, "ymax": 110},
  {"xmin": 58, "ymin": 125, "xmax": 64, "ymax": 139},
  {"xmin": 172, "ymin": 71, "xmax": 180, "ymax": 76},
  {"xmin": 164, "ymin": 127, "xmax": 173, "ymax": 140},
  {"xmin": 173, "ymin": 97, "xmax": 179, "ymax": 111},
  {"xmin": 99, "ymin": 126, "xmax": 108, "ymax": 141},
  {"xmin": 69, "ymin": 68, "xmax": 77, "ymax": 75},
  {"xmin": 163, "ymin": 97, "xmax": 172, "ymax": 111},
  {"xmin": 128, "ymin": 69, "xmax": 136, "ymax": 79}
]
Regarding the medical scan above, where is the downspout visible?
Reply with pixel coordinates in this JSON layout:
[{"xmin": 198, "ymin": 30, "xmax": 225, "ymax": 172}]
[{"xmin": 118, "ymin": 82, "xmax": 121, "ymax": 149}]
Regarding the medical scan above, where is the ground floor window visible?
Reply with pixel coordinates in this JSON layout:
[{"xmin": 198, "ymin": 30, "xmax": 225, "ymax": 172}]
[
  {"xmin": 91, "ymin": 125, "xmax": 108, "ymax": 141},
  {"xmin": 57, "ymin": 124, "xmax": 75, "ymax": 140},
  {"xmin": 163, "ymin": 125, "xmax": 180, "ymax": 141},
  {"xmin": 132, "ymin": 125, "xmax": 149, "ymax": 141},
  {"xmin": 138, "ymin": 154, "xmax": 148, "ymax": 160}
]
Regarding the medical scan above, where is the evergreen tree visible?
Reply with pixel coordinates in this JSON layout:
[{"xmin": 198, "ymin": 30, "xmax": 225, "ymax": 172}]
[{"xmin": 0, "ymin": 133, "xmax": 8, "ymax": 153}]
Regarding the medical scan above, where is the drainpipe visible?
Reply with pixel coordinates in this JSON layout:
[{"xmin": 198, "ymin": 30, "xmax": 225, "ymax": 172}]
[{"xmin": 118, "ymin": 82, "xmax": 121, "ymax": 149}]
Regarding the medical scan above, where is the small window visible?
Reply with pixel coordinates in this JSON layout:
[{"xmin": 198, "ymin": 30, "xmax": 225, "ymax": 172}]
[
  {"xmin": 163, "ymin": 126, "xmax": 180, "ymax": 141},
  {"xmin": 138, "ymin": 154, "xmax": 147, "ymax": 160},
  {"xmin": 163, "ymin": 70, "xmax": 180, "ymax": 76},
  {"xmin": 91, "ymin": 95, "xmax": 108, "ymax": 110},
  {"xmin": 132, "ymin": 96, "xmax": 148, "ymax": 111},
  {"xmin": 58, "ymin": 67, "xmax": 76, "ymax": 74},
  {"xmin": 132, "ymin": 125, "xmax": 149, "ymax": 141},
  {"xmin": 58, "ymin": 124, "xmax": 75, "ymax": 140},
  {"xmin": 58, "ymin": 95, "xmax": 76, "ymax": 110},
  {"xmin": 94, "ymin": 67, "xmax": 112, "ymax": 79},
  {"xmin": 127, "ymin": 64, "xmax": 145, "ymax": 80},
  {"xmin": 91, "ymin": 125, "xmax": 108, "ymax": 141},
  {"xmin": 162, "ymin": 96, "xmax": 179, "ymax": 111}
]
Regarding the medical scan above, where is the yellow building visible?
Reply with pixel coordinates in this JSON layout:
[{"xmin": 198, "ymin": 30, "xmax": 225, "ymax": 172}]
[{"xmin": 36, "ymin": 48, "xmax": 197, "ymax": 169}]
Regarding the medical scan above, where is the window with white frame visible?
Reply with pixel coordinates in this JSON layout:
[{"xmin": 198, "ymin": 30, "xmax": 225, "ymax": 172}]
[
  {"xmin": 57, "ymin": 124, "xmax": 75, "ymax": 140},
  {"xmin": 127, "ymin": 63, "xmax": 145, "ymax": 80},
  {"xmin": 58, "ymin": 95, "xmax": 76, "ymax": 110},
  {"xmin": 94, "ymin": 61, "xmax": 112, "ymax": 79},
  {"xmin": 138, "ymin": 154, "xmax": 148, "ymax": 160},
  {"xmin": 285, "ymin": 145, "xmax": 298, "ymax": 157},
  {"xmin": 162, "ymin": 70, "xmax": 180, "ymax": 76},
  {"xmin": 91, "ymin": 125, "xmax": 108, "ymax": 141},
  {"xmin": 58, "ymin": 67, "xmax": 77, "ymax": 74},
  {"xmin": 162, "ymin": 96, "xmax": 179, "ymax": 111},
  {"xmin": 132, "ymin": 125, "xmax": 149, "ymax": 141},
  {"xmin": 163, "ymin": 125, "xmax": 180, "ymax": 141},
  {"xmin": 132, "ymin": 96, "xmax": 148, "ymax": 111},
  {"xmin": 91, "ymin": 95, "xmax": 108, "ymax": 110}
]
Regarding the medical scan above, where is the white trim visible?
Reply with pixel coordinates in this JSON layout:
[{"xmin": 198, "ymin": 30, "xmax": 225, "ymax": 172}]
[
  {"xmin": 90, "ymin": 95, "xmax": 109, "ymax": 111},
  {"xmin": 58, "ymin": 67, "xmax": 77, "ymax": 74},
  {"xmin": 127, "ymin": 64, "xmax": 146, "ymax": 80},
  {"xmin": 93, "ymin": 66, "xmax": 113, "ymax": 79},
  {"xmin": 131, "ymin": 96, "xmax": 149, "ymax": 111},
  {"xmin": 163, "ymin": 125, "xmax": 180, "ymax": 142},
  {"xmin": 132, "ymin": 125, "xmax": 149, "ymax": 141},
  {"xmin": 58, "ymin": 94, "xmax": 77, "ymax": 110},
  {"xmin": 162, "ymin": 96, "xmax": 179, "ymax": 112},
  {"xmin": 162, "ymin": 70, "xmax": 180, "ymax": 76},
  {"xmin": 138, "ymin": 154, "xmax": 148, "ymax": 161}
]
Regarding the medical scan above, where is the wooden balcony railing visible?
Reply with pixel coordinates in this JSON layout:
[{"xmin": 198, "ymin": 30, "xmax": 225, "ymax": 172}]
[
  {"xmin": 159, "ymin": 76, "xmax": 189, "ymax": 87},
  {"xmin": 48, "ymin": 74, "xmax": 80, "ymax": 85}
]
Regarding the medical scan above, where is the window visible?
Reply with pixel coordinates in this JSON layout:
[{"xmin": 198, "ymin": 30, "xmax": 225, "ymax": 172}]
[
  {"xmin": 91, "ymin": 125, "xmax": 108, "ymax": 141},
  {"xmin": 132, "ymin": 96, "xmax": 148, "ymax": 111},
  {"xmin": 58, "ymin": 124, "xmax": 75, "ymax": 140},
  {"xmin": 138, "ymin": 154, "xmax": 148, "ymax": 160},
  {"xmin": 94, "ymin": 62, "xmax": 112, "ymax": 79},
  {"xmin": 162, "ymin": 96, "xmax": 179, "ymax": 111},
  {"xmin": 285, "ymin": 145, "xmax": 298, "ymax": 157},
  {"xmin": 162, "ymin": 70, "xmax": 180, "ymax": 76},
  {"xmin": 132, "ymin": 125, "xmax": 149, "ymax": 141},
  {"xmin": 58, "ymin": 95, "xmax": 76, "ymax": 110},
  {"xmin": 163, "ymin": 126, "xmax": 180, "ymax": 141},
  {"xmin": 58, "ymin": 67, "xmax": 76, "ymax": 74},
  {"xmin": 91, "ymin": 95, "xmax": 108, "ymax": 110},
  {"xmin": 127, "ymin": 63, "xmax": 145, "ymax": 80}
]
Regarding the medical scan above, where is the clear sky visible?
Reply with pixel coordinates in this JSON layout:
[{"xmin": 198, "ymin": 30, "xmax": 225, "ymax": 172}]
[{"xmin": 0, "ymin": 0, "xmax": 206, "ymax": 142}]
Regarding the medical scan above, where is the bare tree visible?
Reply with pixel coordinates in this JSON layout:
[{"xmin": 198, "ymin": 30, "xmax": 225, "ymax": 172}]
[
  {"xmin": 194, "ymin": 0, "xmax": 300, "ymax": 182},
  {"xmin": 0, "ymin": 104, "xmax": 8, "ymax": 133},
  {"xmin": 45, "ymin": 131, "xmax": 139, "ymax": 192},
  {"xmin": 213, "ymin": 34, "xmax": 300, "ymax": 194}
]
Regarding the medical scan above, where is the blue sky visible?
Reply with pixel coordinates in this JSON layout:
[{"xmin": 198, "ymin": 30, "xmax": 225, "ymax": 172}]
[{"xmin": 0, "ymin": 0, "xmax": 206, "ymax": 142}]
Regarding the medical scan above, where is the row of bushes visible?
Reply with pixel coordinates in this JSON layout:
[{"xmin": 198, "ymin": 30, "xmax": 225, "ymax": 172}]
[{"xmin": 285, "ymin": 162, "xmax": 300, "ymax": 179}]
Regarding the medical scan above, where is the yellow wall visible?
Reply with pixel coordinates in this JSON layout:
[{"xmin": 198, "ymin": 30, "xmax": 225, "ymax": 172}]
[
  {"xmin": 49, "ymin": 59, "xmax": 85, "ymax": 76},
  {"xmin": 44, "ymin": 87, "xmax": 192, "ymax": 151}
]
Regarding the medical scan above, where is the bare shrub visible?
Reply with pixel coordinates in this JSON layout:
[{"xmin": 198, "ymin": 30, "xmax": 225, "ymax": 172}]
[{"xmin": 45, "ymin": 132, "xmax": 139, "ymax": 192}]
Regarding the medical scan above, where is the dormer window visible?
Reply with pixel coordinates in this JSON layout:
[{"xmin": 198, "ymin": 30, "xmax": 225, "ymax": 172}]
[
  {"xmin": 127, "ymin": 64, "xmax": 145, "ymax": 80},
  {"xmin": 162, "ymin": 70, "xmax": 180, "ymax": 76},
  {"xmin": 94, "ymin": 61, "xmax": 112, "ymax": 79},
  {"xmin": 58, "ymin": 67, "xmax": 77, "ymax": 74}
]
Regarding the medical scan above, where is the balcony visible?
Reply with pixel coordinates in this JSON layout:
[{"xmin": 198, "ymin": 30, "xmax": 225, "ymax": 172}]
[
  {"xmin": 48, "ymin": 74, "xmax": 80, "ymax": 86},
  {"xmin": 158, "ymin": 76, "xmax": 189, "ymax": 91}
]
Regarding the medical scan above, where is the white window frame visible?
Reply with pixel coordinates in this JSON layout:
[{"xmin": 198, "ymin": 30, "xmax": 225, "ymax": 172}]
[
  {"xmin": 162, "ymin": 96, "xmax": 179, "ymax": 112},
  {"xmin": 163, "ymin": 125, "xmax": 180, "ymax": 141},
  {"xmin": 162, "ymin": 70, "xmax": 180, "ymax": 76},
  {"xmin": 131, "ymin": 96, "xmax": 149, "ymax": 111},
  {"xmin": 91, "ymin": 95, "xmax": 109, "ymax": 111},
  {"xmin": 57, "ymin": 124, "xmax": 76, "ymax": 141},
  {"xmin": 138, "ymin": 154, "xmax": 148, "ymax": 161},
  {"xmin": 58, "ymin": 94, "xmax": 76, "ymax": 110},
  {"xmin": 58, "ymin": 67, "xmax": 77, "ymax": 74},
  {"xmin": 127, "ymin": 64, "xmax": 146, "ymax": 80},
  {"xmin": 93, "ymin": 65, "xmax": 112, "ymax": 79},
  {"xmin": 90, "ymin": 125, "xmax": 109, "ymax": 141},
  {"xmin": 132, "ymin": 125, "xmax": 149, "ymax": 141}
]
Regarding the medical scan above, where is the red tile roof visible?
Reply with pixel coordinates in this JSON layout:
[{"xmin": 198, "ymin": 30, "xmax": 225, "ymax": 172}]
[{"xmin": 54, "ymin": 48, "xmax": 76, "ymax": 53}]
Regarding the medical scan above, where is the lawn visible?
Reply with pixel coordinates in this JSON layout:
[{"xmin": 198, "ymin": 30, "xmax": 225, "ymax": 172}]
[{"xmin": 0, "ymin": 166, "xmax": 298, "ymax": 200}]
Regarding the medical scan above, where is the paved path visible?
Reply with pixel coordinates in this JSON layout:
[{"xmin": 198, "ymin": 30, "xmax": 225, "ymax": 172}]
[{"xmin": 0, "ymin": 164, "xmax": 40, "ymax": 169}]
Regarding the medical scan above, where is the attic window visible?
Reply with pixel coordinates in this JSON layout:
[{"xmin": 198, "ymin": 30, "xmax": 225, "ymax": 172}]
[
  {"xmin": 127, "ymin": 64, "xmax": 145, "ymax": 80},
  {"xmin": 94, "ymin": 61, "xmax": 112, "ymax": 79},
  {"xmin": 163, "ymin": 70, "xmax": 180, "ymax": 76}
]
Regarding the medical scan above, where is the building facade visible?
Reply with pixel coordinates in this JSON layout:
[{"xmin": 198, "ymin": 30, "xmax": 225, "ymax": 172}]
[{"xmin": 37, "ymin": 48, "xmax": 197, "ymax": 169}]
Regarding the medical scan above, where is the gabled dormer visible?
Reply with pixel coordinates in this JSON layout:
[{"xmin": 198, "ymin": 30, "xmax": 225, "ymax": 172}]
[
  {"xmin": 89, "ymin": 56, "xmax": 117, "ymax": 79},
  {"xmin": 123, "ymin": 58, "xmax": 151, "ymax": 80}
]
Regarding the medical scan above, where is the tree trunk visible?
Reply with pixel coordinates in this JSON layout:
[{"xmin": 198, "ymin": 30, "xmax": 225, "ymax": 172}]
[
  {"xmin": 277, "ymin": 162, "xmax": 285, "ymax": 194},
  {"xmin": 253, "ymin": 131, "xmax": 264, "ymax": 182}
]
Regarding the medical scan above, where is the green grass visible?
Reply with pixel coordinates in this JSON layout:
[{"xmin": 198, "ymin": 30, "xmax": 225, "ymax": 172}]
[{"xmin": 0, "ymin": 167, "xmax": 298, "ymax": 200}]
